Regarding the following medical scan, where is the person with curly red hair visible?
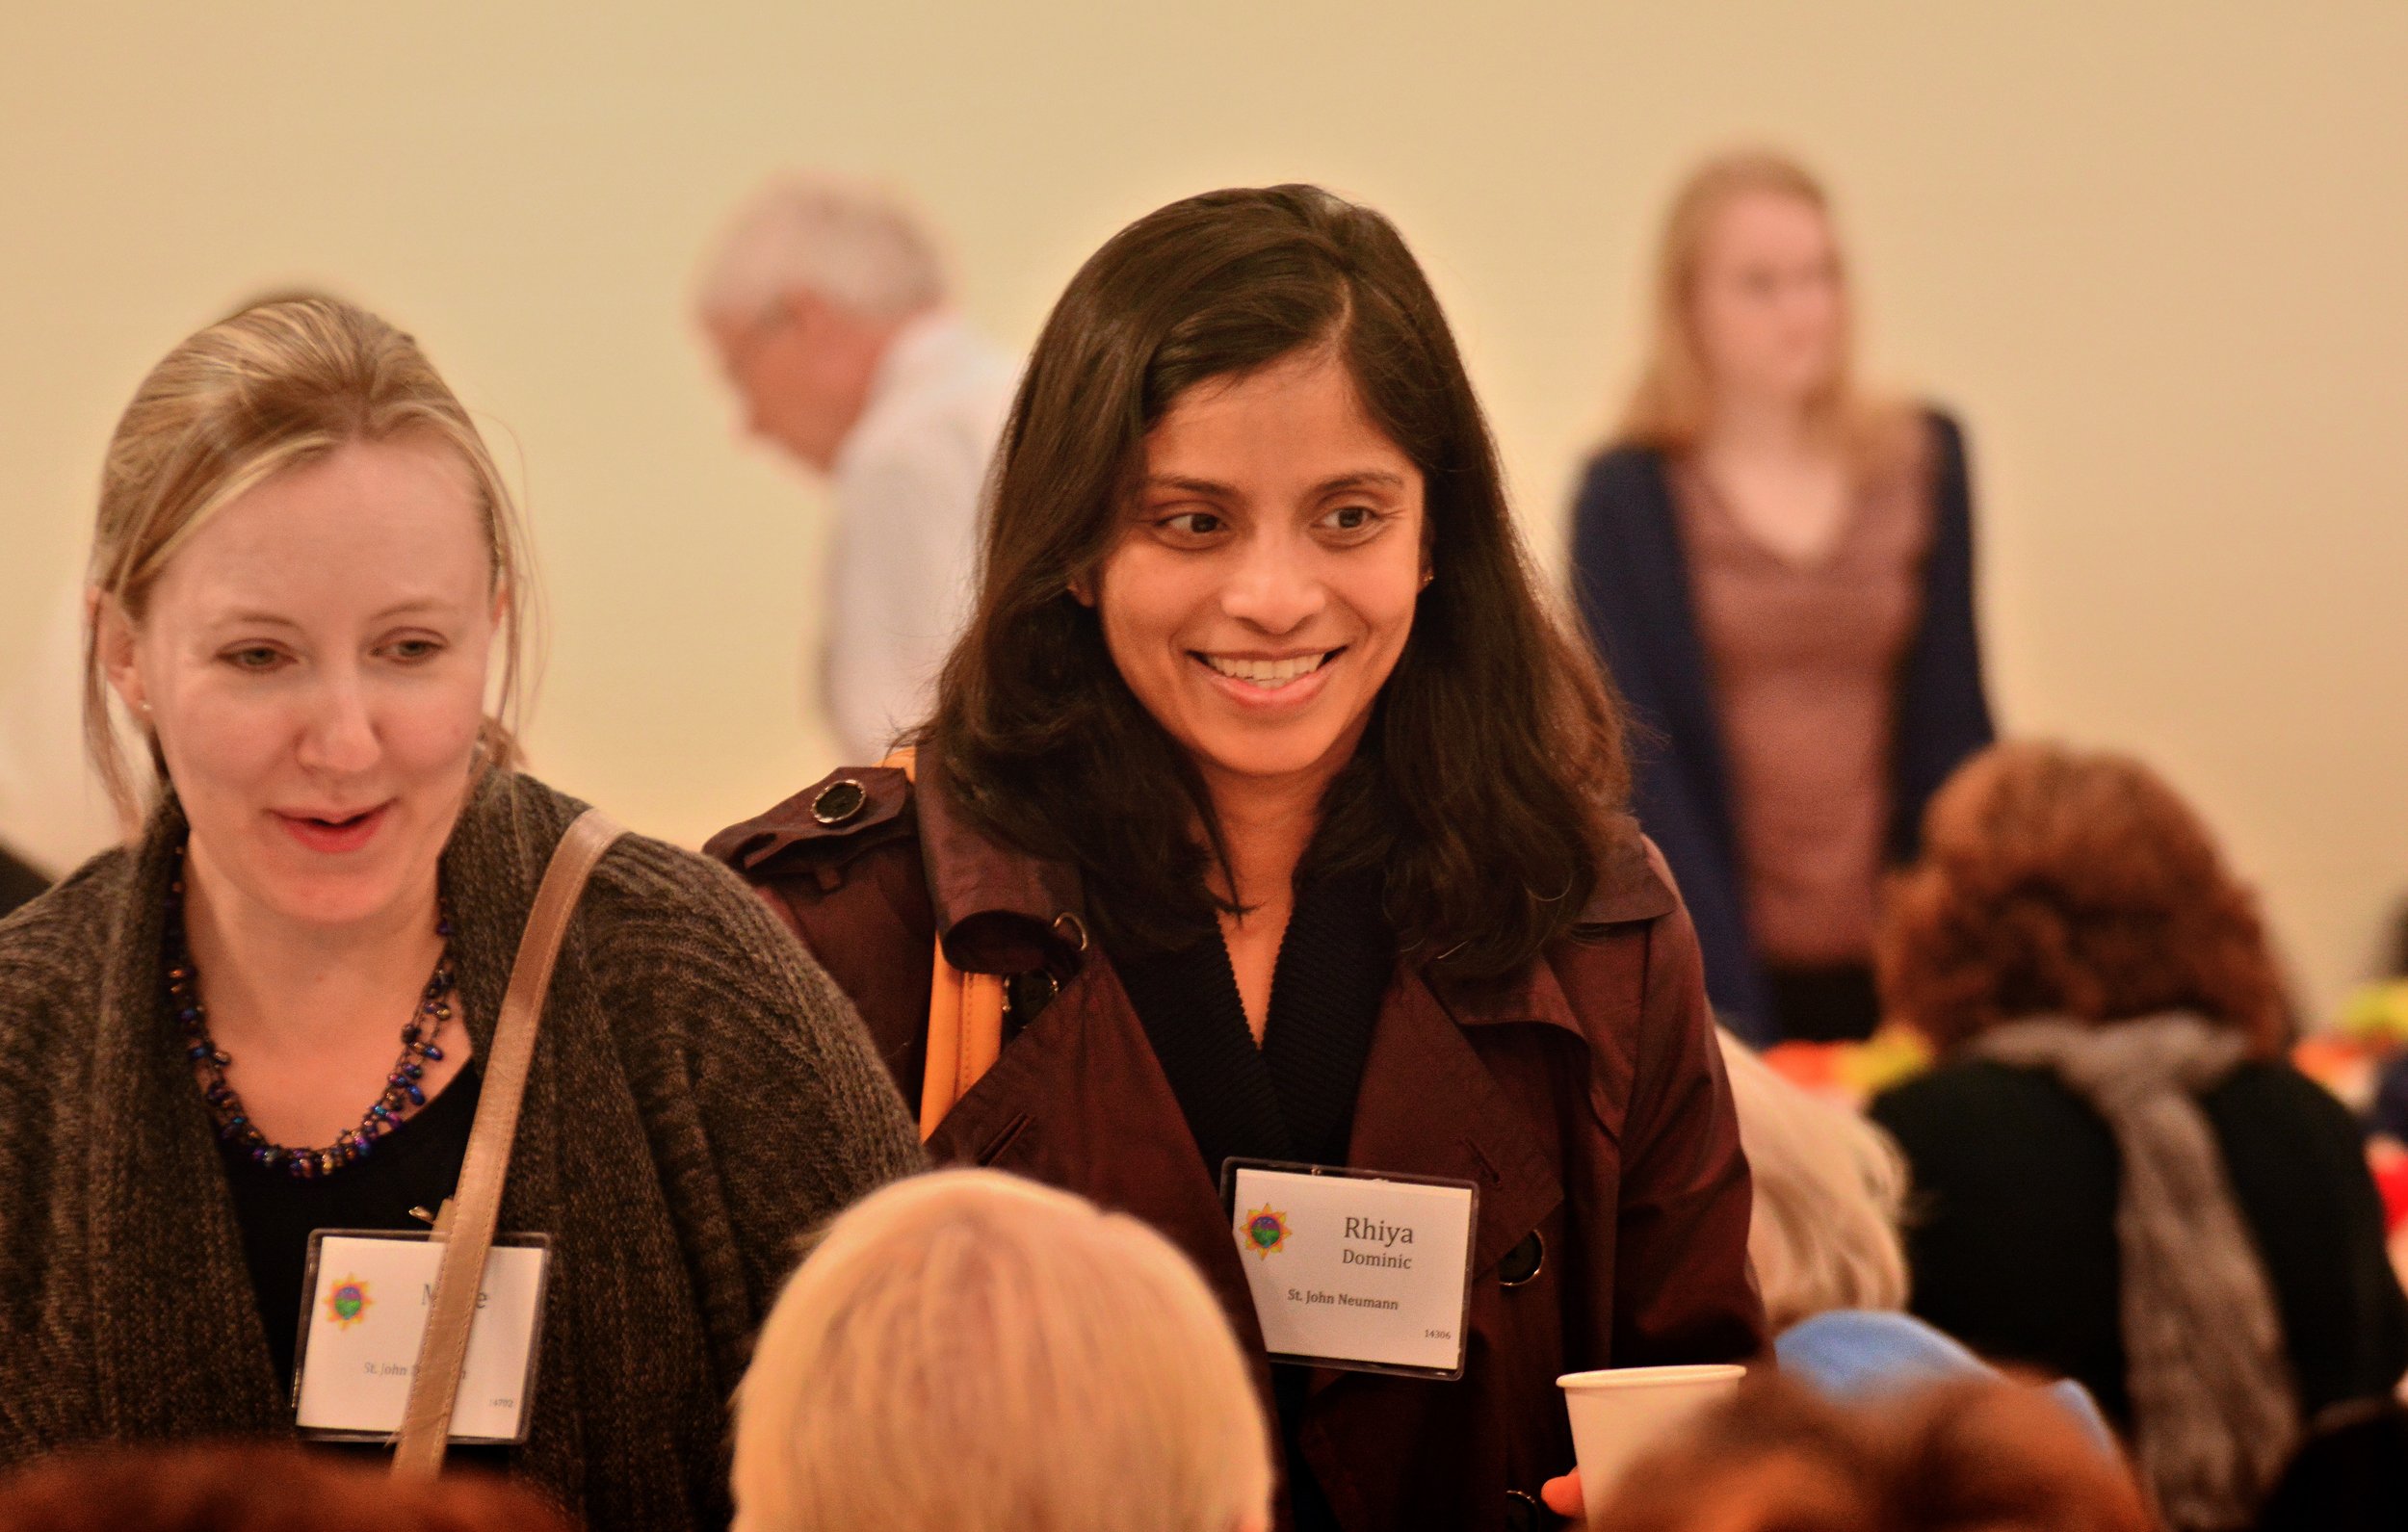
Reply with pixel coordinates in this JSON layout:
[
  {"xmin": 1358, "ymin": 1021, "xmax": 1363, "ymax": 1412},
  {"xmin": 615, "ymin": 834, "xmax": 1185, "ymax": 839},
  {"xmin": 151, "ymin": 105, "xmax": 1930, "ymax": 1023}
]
[{"xmin": 1870, "ymin": 741, "xmax": 2407, "ymax": 1531}]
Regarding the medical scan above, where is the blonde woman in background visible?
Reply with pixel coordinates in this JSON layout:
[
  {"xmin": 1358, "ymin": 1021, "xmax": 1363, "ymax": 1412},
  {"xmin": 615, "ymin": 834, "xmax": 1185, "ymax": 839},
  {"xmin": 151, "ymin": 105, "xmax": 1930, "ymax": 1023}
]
[
  {"xmin": 0, "ymin": 296, "xmax": 920, "ymax": 1527},
  {"xmin": 1570, "ymin": 150, "xmax": 1994, "ymax": 1048},
  {"xmin": 732, "ymin": 1169, "xmax": 1272, "ymax": 1532}
]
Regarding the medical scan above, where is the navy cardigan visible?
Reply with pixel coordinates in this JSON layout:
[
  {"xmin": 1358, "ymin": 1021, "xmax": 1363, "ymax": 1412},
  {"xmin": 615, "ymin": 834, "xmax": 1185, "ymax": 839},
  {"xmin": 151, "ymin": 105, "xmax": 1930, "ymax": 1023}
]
[{"xmin": 1568, "ymin": 408, "xmax": 1995, "ymax": 1045}]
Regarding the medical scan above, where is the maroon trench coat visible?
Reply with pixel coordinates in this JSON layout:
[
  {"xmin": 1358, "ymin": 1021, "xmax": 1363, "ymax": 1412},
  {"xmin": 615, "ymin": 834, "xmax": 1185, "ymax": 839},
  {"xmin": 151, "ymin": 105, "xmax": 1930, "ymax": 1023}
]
[{"xmin": 708, "ymin": 764, "xmax": 1765, "ymax": 1531}]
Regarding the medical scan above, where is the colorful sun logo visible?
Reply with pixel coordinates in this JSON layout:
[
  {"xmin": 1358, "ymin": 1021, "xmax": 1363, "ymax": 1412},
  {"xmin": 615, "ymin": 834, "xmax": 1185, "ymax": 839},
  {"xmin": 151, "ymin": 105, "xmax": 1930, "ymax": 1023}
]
[
  {"xmin": 1241, "ymin": 1205, "xmax": 1293, "ymax": 1259},
  {"xmin": 324, "ymin": 1276, "xmax": 374, "ymax": 1330}
]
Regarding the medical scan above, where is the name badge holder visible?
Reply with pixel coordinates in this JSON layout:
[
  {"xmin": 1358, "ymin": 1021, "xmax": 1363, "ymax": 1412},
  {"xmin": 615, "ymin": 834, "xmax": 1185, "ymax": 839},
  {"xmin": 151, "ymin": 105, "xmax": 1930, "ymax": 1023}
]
[
  {"xmin": 1221, "ymin": 1158, "xmax": 1479, "ymax": 1382},
  {"xmin": 293, "ymin": 1228, "xmax": 553, "ymax": 1445},
  {"xmin": 292, "ymin": 1228, "xmax": 554, "ymax": 1444}
]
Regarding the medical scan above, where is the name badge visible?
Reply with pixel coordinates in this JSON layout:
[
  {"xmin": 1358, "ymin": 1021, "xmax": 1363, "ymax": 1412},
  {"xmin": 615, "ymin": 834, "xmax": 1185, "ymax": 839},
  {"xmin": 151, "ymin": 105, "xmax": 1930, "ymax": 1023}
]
[
  {"xmin": 292, "ymin": 1230, "xmax": 551, "ymax": 1444},
  {"xmin": 1222, "ymin": 1160, "xmax": 1479, "ymax": 1380}
]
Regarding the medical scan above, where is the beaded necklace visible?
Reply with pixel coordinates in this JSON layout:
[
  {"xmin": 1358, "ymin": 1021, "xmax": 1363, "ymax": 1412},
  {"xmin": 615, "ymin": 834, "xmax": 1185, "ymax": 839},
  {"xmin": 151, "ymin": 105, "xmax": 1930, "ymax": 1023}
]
[{"xmin": 164, "ymin": 841, "xmax": 458, "ymax": 1181}]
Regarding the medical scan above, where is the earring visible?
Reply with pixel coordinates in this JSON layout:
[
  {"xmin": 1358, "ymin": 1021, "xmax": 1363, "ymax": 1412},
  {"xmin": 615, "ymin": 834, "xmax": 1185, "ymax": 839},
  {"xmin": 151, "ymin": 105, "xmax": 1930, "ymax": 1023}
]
[{"xmin": 1420, "ymin": 570, "xmax": 1434, "ymax": 590}]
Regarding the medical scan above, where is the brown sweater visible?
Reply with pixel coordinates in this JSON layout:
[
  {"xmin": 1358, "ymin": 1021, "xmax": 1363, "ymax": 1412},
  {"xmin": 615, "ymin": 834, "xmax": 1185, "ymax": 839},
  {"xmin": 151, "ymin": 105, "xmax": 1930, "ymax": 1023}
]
[
  {"xmin": 1674, "ymin": 454, "xmax": 1931, "ymax": 967},
  {"xmin": 0, "ymin": 771, "xmax": 922, "ymax": 1529}
]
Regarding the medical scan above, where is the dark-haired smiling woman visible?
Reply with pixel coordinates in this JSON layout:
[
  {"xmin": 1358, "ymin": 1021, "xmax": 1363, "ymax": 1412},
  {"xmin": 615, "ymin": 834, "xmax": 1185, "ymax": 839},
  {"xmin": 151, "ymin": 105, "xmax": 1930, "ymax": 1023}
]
[{"xmin": 711, "ymin": 186, "xmax": 1765, "ymax": 1530}]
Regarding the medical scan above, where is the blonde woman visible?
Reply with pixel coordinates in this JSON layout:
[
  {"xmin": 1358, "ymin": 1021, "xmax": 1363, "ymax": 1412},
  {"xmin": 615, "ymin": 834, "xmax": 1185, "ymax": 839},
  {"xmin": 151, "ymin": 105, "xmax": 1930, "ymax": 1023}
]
[
  {"xmin": 732, "ymin": 1168, "xmax": 1272, "ymax": 1532},
  {"xmin": 0, "ymin": 297, "xmax": 921, "ymax": 1527},
  {"xmin": 1571, "ymin": 150, "xmax": 1994, "ymax": 1047}
]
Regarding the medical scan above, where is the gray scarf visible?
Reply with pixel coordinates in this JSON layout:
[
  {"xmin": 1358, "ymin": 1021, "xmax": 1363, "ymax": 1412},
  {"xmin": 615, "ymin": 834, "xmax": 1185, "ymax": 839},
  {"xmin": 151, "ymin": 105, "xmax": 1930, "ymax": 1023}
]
[{"xmin": 1971, "ymin": 1013, "xmax": 2299, "ymax": 1532}]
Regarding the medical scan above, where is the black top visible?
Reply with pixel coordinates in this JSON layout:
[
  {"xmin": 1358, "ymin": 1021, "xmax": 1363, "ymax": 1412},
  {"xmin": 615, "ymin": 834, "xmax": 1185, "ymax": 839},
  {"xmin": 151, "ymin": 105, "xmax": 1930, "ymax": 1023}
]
[
  {"xmin": 1111, "ymin": 872, "xmax": 1394, "ymax": 1532},
  {"xmin": 1871, "ymin": 1058, "xmax": 2408, "ymax": 1430},
  {"xmin": 1112, "ymin": 871, "xmax": 1393, "ymax": 1173},
  {"xmin": 220, "ymin": 1067, "xmax": 483, "ymax": 1392}
]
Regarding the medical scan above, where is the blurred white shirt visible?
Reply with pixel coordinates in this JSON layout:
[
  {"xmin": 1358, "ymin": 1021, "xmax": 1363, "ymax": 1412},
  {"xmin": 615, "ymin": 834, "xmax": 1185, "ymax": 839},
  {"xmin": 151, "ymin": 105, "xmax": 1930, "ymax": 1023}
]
[{"xmin": 821, "ymin": 311, "xmax": 1016, "ymax": 764}]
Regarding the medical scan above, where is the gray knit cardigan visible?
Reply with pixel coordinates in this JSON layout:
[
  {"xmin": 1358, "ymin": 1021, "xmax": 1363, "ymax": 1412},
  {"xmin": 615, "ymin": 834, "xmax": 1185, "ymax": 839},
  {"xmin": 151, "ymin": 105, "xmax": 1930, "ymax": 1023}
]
[{"xmin": 0, "ymin": 770, "xmax": 924, "ymax": 1529}]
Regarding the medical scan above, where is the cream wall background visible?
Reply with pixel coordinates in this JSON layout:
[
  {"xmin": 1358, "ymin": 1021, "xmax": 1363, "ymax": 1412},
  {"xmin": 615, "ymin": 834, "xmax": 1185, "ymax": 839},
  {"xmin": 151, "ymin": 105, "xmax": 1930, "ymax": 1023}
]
[{"xmin": 4, "ymin": 3, "xmax": 2402, "ymax": 1022}]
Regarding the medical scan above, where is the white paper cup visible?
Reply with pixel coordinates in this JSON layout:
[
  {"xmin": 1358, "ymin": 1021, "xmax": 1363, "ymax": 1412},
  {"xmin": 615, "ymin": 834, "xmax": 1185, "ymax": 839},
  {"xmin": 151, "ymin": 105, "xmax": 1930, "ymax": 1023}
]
[{"xmin": 1557, "ymin": 1363, "xmax": 1747, "ymax": 1526}]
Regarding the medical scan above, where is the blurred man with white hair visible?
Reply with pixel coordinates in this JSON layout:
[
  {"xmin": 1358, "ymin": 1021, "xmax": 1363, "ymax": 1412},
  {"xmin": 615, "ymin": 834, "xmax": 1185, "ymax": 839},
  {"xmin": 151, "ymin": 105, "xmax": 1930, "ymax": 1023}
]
[{"xmin": 697, "ymin": 173, "xmax": 1015, "ymax": 762}]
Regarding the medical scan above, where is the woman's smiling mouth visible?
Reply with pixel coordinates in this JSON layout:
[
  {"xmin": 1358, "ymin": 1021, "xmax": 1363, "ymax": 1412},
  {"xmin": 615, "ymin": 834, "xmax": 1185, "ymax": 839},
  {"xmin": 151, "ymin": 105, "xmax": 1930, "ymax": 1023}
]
[{"xmin": 1195, "ymin": 647, "xmax": 1344, "ymax": 689}]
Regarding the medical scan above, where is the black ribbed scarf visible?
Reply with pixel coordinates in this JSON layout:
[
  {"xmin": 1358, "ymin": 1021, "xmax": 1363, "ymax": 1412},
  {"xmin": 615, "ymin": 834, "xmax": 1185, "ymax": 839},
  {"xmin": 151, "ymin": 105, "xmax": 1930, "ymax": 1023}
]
[{"xmin": 1112, "ymin": 870, "xmax": 1394, "ymax": 1178}]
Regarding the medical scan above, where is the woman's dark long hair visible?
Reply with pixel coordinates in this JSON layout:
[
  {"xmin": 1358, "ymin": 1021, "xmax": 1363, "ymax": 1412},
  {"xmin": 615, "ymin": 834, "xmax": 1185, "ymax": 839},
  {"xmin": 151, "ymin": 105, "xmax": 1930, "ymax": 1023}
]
[{"xmin": 921, "ymin": 185, "xmax": 1632, "ymax": 980}]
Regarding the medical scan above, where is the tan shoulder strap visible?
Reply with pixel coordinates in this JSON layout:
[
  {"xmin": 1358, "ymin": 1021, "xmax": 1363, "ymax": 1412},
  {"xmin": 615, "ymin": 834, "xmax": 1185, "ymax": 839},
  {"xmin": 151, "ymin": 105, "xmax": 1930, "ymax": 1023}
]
[
  {"xmin": 922, "ymin": 943, "xmax": 1007, "ymax": 1141},
  {"xmin": 879, "ymin": 750, "xmax": 1007, "ymax": 1142},
  {"xmin": 392, "ymin": 807, "xmax": 625, "ymax": 1477}
]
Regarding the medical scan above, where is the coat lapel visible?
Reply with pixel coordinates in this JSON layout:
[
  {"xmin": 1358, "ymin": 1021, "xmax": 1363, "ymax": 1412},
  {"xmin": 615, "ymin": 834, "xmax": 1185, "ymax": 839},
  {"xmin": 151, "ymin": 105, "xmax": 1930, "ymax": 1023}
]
[
  {"xmin": 1348, "ymin": 969, "xmax": 1567, "ymax": 1281},
  {"xmin": 1288, "ymin": 965, "xmax": 1572, "ymax": 1421}
]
